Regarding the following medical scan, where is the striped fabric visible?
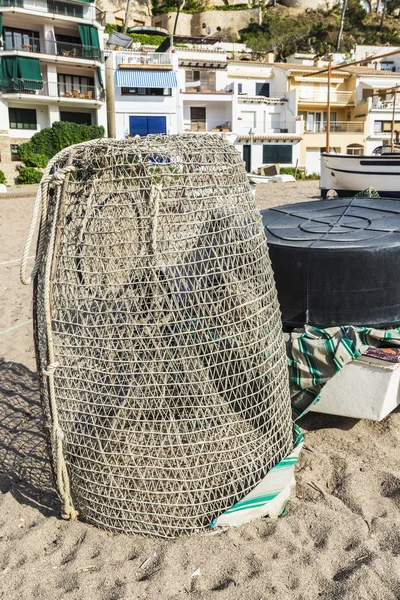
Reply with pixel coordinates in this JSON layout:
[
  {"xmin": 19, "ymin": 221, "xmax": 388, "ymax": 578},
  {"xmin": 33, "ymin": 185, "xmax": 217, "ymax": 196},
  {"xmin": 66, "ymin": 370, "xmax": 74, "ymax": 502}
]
[
  {"xmin": 289, "ymin": 325, "xmax": 400, "ymax": 420},
  {"xmin": 212, "ymin": 425, "xmax": 304, "ymax": 527},
  {"xmin": 115, "ymin": 70, "xmax": 178, "ymax": 88}
]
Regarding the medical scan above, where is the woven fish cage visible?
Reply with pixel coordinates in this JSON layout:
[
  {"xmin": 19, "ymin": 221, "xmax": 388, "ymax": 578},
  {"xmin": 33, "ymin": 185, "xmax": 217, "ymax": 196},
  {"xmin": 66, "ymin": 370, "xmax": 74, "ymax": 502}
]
[{"xmin": 22, "ymin": 135, "xmax": 293, "ymax": 537}]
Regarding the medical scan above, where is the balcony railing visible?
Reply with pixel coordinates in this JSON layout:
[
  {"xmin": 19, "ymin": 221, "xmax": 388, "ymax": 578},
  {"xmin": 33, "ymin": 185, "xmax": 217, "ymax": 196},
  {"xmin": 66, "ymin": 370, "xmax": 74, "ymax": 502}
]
[
  {"xmin": 0, "ymin": 0, "xmax": 106, "ymax": 25},
  {"xmin": 0, "ymin": 78, "xmax": 104, "ymax": 100},
  {"xmin": 299, "ymin": 91, "xmax": 354, "ymax": 104},
  {"xmin": 184, "ymin": 119, "xmax": 232, "ymax": 133},
  {"xmin": 304, "ymin": 121, "xmax": 364, "ymax": 133},
  {"xmin": 1, "ymin": 37, "xmax": 103, "ymax": 61},
  {"xmin": 183, "ymin": 84, "xmax": 234, "ymax": 95},
  {"xmin": 117, "ymin": 52, "xmax": 172, "ymax": 66},
  {"xmin": 238, "ymin": 93, "xmax": 289, "ymax": 103},
  {"xmin": 371, "ymin": 99, "xmax": 400, "ymax": 110}
]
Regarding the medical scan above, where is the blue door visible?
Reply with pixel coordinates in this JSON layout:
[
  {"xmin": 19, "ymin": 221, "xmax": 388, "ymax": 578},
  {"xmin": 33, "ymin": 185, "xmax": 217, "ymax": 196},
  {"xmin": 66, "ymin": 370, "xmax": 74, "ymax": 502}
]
[{"xmin": 129, "ymin": 116, "xmax": 167, "ymax": 136}]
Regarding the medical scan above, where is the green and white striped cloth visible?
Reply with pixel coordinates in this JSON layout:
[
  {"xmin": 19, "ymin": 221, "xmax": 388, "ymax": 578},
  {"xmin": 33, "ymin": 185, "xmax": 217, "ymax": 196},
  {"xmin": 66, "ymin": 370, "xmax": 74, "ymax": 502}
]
[{"xmin": 288, "ymin": 325, "xmax": 400, "ymax": 420}]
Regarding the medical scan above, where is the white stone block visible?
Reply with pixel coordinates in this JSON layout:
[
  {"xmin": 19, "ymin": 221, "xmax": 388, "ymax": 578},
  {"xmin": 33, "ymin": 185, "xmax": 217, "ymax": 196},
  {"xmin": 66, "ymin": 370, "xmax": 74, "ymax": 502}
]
[{"xmin": 310, "ymin": 355, "xmax": 400, "ymax": 421}]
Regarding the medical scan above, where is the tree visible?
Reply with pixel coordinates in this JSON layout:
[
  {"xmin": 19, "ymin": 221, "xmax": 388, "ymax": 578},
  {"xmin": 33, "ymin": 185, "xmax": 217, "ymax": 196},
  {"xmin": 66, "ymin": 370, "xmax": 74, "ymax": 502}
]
[
  {"xmin": 337, "ymin": 0, "xmax": 348, "ymax": 50},
  {"xmin": 241, "ymin": 16, "xmax": 312, "ymax": 62},
  {"xmin": 123, "ymin": 0, "xmax": 134, "ymax": 33}
]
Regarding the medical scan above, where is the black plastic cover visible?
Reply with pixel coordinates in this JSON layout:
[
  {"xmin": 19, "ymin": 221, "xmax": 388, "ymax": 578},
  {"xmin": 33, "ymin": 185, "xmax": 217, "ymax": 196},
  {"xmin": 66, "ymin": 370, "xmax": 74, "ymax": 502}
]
[{"xmin": 261, "ymin": 198, "xmax": 400, "ymax": 328}]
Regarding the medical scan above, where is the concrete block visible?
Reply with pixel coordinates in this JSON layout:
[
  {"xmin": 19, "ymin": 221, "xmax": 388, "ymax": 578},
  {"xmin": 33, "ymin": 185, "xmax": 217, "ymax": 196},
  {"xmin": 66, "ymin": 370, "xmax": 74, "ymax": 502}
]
[{"xmin": 310, "ymin": 355, "xmax": 400, "ymax": 421}]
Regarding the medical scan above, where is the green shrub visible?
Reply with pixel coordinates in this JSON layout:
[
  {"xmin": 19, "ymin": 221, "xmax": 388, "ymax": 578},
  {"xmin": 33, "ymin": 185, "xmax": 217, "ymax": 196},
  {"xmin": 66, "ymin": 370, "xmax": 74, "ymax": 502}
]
[
  {"xmin": 306, "ymin": 172, "xmax": 320, "ymax": 180},
  {"xmin": 211, "ymin": 4, "xmax": 249, "ymax": 10},
  {"xmin": 105, "ymin": 23, "xmax": 121, "ymax": 34},
  {"xmin": 280, "ymin": 167, "xmax": 305, "ymax": 180},
  {"xmin": 129, "ymin": 33, "xmax": 168, "ymax": 45},
  {"xmin": 18, "ymin": 121, "xmax": 105, "ymax": 170},
  {"xmin": 17, "ymin": 166, "xmax": 43, "ymax": 185},
  {"xmin": 0, "ymin": 170, "xmax": 7, "ymax": 186},
  {"xmin": 17, "ymin": 148, "xmax": 48, "ymax": 168}
]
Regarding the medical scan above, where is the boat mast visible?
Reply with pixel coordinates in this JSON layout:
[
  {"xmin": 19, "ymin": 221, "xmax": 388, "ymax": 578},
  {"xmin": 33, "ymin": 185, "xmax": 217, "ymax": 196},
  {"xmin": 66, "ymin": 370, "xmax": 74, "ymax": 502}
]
[
  {"xmin": 326, "ymin": 56, "xmax": 332, "ymax": 152},
  {"xmin": 391, "ymin": 89, "xmax": 397, "ymax": 152}
]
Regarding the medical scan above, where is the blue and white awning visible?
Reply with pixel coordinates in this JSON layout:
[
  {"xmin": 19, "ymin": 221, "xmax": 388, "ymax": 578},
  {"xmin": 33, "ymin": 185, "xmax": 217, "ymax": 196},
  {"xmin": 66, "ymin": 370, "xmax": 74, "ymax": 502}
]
[{"xmin": 116, "ymin": 70, "xmax": 178, "ymax": 88}]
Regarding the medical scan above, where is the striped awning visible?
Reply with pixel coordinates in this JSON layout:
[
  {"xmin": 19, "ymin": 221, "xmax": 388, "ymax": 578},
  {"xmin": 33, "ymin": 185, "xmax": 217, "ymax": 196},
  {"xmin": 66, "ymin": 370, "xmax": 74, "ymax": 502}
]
[{"xmin": 116, "ymin": 70, "xmax": 178, "ymax": 88}]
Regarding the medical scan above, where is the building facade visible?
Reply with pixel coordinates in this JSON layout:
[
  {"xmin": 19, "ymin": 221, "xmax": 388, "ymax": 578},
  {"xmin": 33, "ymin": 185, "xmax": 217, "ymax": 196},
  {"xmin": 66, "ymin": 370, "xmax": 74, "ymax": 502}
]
[
  {"xmin": 0, "ymin": 0, "xmax": 107, "ymax": 182},
  {"xmin": 103, "ymin": 41, "xmax": 400, "ymax": 176},
  {"xmin": 105, "ymin": 49, "xmax": 180, "ymax": 138}
]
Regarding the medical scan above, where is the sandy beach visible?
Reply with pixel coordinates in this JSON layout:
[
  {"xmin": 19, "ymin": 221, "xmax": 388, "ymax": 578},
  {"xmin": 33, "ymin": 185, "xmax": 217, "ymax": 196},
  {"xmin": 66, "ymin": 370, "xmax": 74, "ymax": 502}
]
[{"xmin": 1, "ymin": 180, "xmax": 400, "ymax": 600}]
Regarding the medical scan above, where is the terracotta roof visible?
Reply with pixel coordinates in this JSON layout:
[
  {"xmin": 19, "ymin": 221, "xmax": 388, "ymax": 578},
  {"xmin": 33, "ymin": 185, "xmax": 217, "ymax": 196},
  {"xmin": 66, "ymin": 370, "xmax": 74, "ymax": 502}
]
[
  {"xmin": 343, "ymin": 65, "xmax": 400, "ymax": 76},
  {"xmin": 237, "ymin": 134, "xmax": 302, "ymax": 142},
  {"xmin": 228, "ymin": 60, "xmax": 274, "ymax": 67},
  {"xmin": 273, "ymin": 63, "xmax": 350, "ymax": 77}
]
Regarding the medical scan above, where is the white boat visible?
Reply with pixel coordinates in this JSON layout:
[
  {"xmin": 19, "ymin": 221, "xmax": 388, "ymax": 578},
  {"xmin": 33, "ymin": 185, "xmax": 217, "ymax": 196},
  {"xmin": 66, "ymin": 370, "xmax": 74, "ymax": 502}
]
[
  {"xmin": 320, "ymin": 151, "xmax": 400, "ymax": 198},
  {"xmin": 247, "ymin": 174, "xmax": 296, "ymax": 184}
]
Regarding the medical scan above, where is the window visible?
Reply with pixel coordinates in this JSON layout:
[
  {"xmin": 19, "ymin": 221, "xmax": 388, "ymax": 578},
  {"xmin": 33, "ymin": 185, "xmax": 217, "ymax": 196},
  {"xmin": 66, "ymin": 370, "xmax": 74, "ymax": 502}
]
[
  {"xmin": 60, "ymin": 111, "xmax": 92, "ymax": 125},
  {"xmin": 10, "ymin": 144, "xmax": 20, "ymax": 161},
  {"xmin": 3, "ymin": 27, "xmax": 40, "ymax": 53},
  {"xmin": 256, "ymin": 82, "xmax": 270, "ymax": 98},
  {"xmin": 374, "ymin": 120, "xmax": 400, "ymax": 133},
  {"xmin": 347, "ymin": 144, "xmax": 364, "ymax": 156},
  {"xmin": 121, "ymin": 87, "xmax": 171, "ymax": 96},
  {"xmin": 262, "ymin": 144, "xmax": 293, "ymax": 164},
  {"xmin": 9, "ymin": 108, "xmax": 37, "ymax": 130},
  {"xmin": 115, "ymin": 17, "xmax": 124, "ymax": 26},
  {"xmin": 47, "ymin": 0, "xmax": 83, "ymax": 18},
  {"xmin": 185, "ymin": 70, "xmax": 216, "ymax": 92},
  {"xmin": 129, "ymin": 116, "xmax": 167, "ymax": 136},
  {"xmin": 238, "ymin": 83, "xmax": 243, "ymax": 94}
]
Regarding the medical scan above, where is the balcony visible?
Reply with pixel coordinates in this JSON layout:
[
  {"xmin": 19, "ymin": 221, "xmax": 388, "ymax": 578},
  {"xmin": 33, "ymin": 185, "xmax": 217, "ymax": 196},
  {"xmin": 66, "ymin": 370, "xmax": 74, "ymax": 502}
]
[
  {"xmin": 117, "ymin": 52, "xmax": 172, "ymax": 69},
  {"xmin": 182, "ymin": 84, "xmax": 234, "ymax": 95},
  {"xmin": 0, "ymin": 0, "xmax": 106, "ymax": 26},
  {"xmin": 371, "ymin": 98, "xmax": 400, "ymax": 110},
  {"xmin": 304, "ymin": 121, "xmax": 364, "ymax": 133},
  {"xmin": 1, "ymin": 37, "xmax": 103, "ymax": 61},
  {"xmin": 238, "ymin": 93, "xmax": 288, "ymax": 104},
  {"xmin": 0, "ymin": 79, "xmax": 105, "ymax": 101},
  {"xmin": 299, "ymin": 91, "xmax": 354, "ymax": 105},
  {"xmin": 184, "ymin": 119, "xmax": 232, "ymax": 133}
]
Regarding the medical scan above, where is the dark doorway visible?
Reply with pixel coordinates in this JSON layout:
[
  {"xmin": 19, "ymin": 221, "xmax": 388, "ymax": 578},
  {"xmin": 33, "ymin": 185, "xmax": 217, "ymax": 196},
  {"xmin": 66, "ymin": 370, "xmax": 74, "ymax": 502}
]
[
  {"xmin": 190, "ymin": 107, "xmax": 206, "ymax": 132},
  {"xmin": 243, "ymin": 144, "xmax": 251, "ymax": 172}
]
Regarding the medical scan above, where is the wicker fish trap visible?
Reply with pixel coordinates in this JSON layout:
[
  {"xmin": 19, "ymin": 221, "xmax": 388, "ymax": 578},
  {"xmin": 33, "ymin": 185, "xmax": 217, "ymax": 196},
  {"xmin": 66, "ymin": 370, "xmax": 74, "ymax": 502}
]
[{"xmin": 21, "ymin": 135, "xmax": 293, "ymax": 537}]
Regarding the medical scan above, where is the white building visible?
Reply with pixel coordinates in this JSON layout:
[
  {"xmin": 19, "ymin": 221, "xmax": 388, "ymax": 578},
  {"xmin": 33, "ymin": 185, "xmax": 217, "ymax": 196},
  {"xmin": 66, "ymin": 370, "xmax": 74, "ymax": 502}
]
[
  {"xmin": 0, "ymin": 0, "xmax": 107, "ymax": 181},
  {"xmin": 228, "ymin": 60, "xmax": 301, "ymax": 172},
  {"xmin": 105, "ymin": 49, "xmax": 180, "ymax": 138},
  {"xmin": 351, "ymin": 65, "xmax": 400, "ymax": 154}
]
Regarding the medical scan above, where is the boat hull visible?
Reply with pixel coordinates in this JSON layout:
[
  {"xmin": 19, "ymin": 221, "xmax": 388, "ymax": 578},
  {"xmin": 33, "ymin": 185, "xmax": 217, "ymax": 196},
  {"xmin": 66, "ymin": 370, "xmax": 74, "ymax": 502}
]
[{"xmin": 320, "ymin": 152, "xmax": 400, "ymax": 197}]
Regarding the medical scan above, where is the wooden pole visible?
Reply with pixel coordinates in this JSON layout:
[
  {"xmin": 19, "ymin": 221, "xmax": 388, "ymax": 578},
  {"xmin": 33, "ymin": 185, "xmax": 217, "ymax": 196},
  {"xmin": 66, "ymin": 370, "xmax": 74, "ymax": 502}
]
[
  {"xmin": 326, "ymin": 55, "xmax": 332, "ymax": 152},
  {"xmin": 391, "ymin": 89, "xmax": 396, "ymax": 152}
]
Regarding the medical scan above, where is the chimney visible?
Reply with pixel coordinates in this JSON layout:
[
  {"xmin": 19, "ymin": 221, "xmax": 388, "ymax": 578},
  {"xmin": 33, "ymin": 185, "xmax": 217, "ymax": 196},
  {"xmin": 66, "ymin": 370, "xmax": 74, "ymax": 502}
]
[
  {"xmin": 313, "ymin": 57, "xmax": 324, "ymax": 68},
  {"xmin": 266, "ymin": 52, "xmax": 275, "ymax": 64}
]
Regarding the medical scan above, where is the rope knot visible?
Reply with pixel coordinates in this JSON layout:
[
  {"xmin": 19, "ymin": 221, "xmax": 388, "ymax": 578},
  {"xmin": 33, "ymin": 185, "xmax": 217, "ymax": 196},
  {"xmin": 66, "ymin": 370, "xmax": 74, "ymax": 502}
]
[
  {"xmin": 52, "ymin": 165, "xmax": 75, "ymax": 186},
  {"xmin": 43, "ymin": 361, "xmax": 59, "ymax": 376}
]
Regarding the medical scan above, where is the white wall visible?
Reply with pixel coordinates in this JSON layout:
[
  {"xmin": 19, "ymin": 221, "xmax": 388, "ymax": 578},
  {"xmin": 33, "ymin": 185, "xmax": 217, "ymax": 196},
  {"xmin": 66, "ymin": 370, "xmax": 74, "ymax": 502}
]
[{"xmin": 107, "ymin": 50, "xmax": 180, "ymax": 138}]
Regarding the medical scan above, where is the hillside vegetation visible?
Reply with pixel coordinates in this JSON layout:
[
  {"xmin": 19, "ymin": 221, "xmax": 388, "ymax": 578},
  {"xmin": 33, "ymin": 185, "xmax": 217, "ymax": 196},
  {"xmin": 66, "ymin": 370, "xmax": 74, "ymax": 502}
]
[{"xmin": 240, "ymin": 2, "xmax": 400, "ymax": 60}]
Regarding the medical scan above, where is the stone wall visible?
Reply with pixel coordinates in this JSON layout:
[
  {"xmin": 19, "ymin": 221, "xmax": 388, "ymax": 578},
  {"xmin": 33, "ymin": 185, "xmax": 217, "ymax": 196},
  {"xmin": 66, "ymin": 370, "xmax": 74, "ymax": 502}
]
[
  {"xmin": 152, "ymin": 7, "xmax": 260, "ymax": 41},
  {"xmin": 97, "ymin": 0, "xmax": 152, "ymax": 28}
]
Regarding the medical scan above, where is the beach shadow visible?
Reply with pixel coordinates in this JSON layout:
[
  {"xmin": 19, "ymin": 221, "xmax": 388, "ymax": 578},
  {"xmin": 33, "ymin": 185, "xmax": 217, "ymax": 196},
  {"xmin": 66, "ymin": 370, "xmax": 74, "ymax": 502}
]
[
  {"xmin": 299, "ymin": 411, "xmax": 358, "ymax": 432},
  {"xmin": 0, "ymin": 359, "xmax": 59, "ymax": 517}
]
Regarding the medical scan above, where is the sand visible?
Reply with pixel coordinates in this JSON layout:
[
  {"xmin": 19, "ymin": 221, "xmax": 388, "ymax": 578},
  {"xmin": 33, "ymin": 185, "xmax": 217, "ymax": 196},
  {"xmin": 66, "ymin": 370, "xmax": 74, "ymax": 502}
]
[{"xmin": 1, "ymin": 181, "xmax": 400, "ymax": 600}]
